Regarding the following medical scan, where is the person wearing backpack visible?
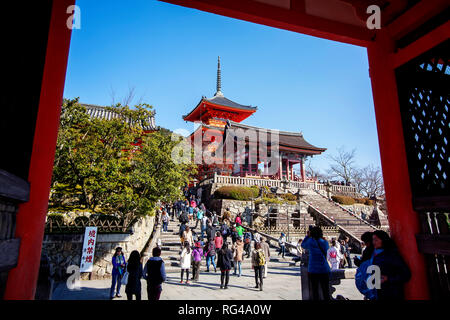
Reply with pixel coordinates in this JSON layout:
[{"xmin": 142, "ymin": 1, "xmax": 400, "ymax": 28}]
[
  {"xmin": 251, "ymin": 242, "xmax": 265, "ymax": 291},
  {"xmin": 221, "ymin": 224, "xmax": 230, "ymax": 244},
  {"xmin": 301, "ymin": 226, "xmax": 331, "ymax": 300},
  {"xmin": 327, "ymin": 239, "xmax": 342, "ymax": 270},
  {"xmin": 260, "ymin": 237, "xmax": 270, "ymax": 278},
  {"xmin": 243, "ymin": 231, "xmax": 252, "ymax": 258},
  {"xmin": 204, "ymin": 238, "xmax": 217, "ymax": 272},
  {"xmin": 143, "ymin": 247, "xmax": 166, "ymax": 300},
  {"xmin": 179, "ymin": 210, "xmax": 189, "ymax": 225}
]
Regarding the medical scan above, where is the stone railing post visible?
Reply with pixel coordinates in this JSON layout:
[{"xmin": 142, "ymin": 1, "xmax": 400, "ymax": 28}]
[{"xmin": 300, "ymin": 250, "xmax": 312, "ymax": 300}]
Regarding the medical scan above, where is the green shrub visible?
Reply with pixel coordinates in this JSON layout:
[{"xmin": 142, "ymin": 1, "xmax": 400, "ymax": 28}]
[
  {"xmin": 214, "ymin": 186, "xmax": 259, "ymax": 201},
  {"xmin": 331, "ymin": 195, "xmax": 356, "ymax": 205},
  {"xmin": 254, "ymin": 197, "xmax": 283, "ymax": 205},
  {"xmin": 353, "ymin": 198, "xmax": 375, "ymax": 206},
  {"xmin": 281, "ymin": 193, "xmax": 297, "ymax": 201}
]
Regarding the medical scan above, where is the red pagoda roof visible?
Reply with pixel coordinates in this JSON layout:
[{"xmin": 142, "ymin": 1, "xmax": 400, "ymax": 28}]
[
  {"xmin": 183, "ymin": 57, "xmax": 257, "ymax": 124},
  {"xmin": 182, "ymin": 95, "xmax": 257, "ymax": 123}
]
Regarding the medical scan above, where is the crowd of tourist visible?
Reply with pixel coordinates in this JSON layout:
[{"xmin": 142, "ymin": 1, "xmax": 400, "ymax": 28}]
[
  {"xmin": 173, "ymin": 197, "xmax": 271, "ymax": 291},
  {"xmin": 108, "ymin": 193, "xmax": 412, "ymax": 302}
]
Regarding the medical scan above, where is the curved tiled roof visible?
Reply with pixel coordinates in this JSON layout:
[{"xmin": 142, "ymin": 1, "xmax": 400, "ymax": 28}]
[
  {"xmin": 82, "ymin": 104, "xmax": 157, "ymax": 131},
  {"xmin": 224, "ymin": 120, "xmax": 326, "ymax": 154},
  {"xmin": 205, "ymin": 94, "xmax": 257, "ymax": 111}
]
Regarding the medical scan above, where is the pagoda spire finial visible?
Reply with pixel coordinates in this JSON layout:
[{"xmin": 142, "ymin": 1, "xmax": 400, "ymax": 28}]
[{"xmin": 215, "ymin": 56, "xmax": 223, "ymax": 97}]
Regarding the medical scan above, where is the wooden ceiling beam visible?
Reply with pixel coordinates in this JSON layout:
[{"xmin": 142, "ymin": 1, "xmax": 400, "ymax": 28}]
[
  {"xmin": 160, "ymin": 0, "xmax": 374, "ymax": 47},
  {"xmin": 386, "ymin": 0, "xmax": 449, "ymax": 40}
]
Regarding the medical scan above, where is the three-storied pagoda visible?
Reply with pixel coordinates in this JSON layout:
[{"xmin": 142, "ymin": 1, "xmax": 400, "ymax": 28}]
[{"xmin": 183, "ymin": 57, "xmax": 325, "ymax": 181}]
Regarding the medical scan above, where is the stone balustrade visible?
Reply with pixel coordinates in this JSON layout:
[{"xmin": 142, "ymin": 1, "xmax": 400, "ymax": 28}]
[{"xmin": 210, "ymin": 174, "xmax": 357, "ymax": 195}]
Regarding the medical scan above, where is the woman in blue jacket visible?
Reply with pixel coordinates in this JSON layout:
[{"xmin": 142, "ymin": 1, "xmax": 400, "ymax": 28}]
[
  {"xmin": 301, "ymin": 226, "xmax": 331, "ymax": 300},
  {"xmin": 372, "ymin": 230, "xmax": 411, "ymax": 300},
  {"xmin": 110, "ymin": 247, "xmax": 127, "ymax": 299}
]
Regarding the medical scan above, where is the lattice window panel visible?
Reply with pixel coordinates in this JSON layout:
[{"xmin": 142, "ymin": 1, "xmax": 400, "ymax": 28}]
[{"xmin": 396, "ymin": 40, "xmax": 450, "ymax": 199}]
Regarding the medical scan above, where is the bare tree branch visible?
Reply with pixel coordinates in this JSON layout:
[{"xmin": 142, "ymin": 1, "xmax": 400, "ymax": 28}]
[
  {"xmin": 326, "ymin": 146, "xmax": 357, "ymax": 184},
  {"xmin": 354, "ymin": 165, "xmax": 385, "ymax": 197},
  {"xmin": 109, "ymin": 85, "xmax": 116, "ymax": 106},
  {"xmin": 305, "ymin": 158, "xmax": 328, "ymax": 181},
  {"xmin": 122, "ymin": 85, "xmax": 136, "ymax": 107}
]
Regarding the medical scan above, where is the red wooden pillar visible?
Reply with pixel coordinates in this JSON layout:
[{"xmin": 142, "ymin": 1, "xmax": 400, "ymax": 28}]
[
  {"xmin": 4, "ymin": 0, "xmax": 75, "ymax": 300},
  {"xmin": 367, "ymin": 30, "xmax": 429, "ymax": 299}
]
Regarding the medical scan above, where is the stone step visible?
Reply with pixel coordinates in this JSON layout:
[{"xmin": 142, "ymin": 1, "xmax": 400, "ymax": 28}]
[
  {"xmin": 161, "ymin": 242, "xmax": 183, "ymax": 247},
  {"xmin": 160, "ymin": 246, "xmax": 183, "ymax": 252}
]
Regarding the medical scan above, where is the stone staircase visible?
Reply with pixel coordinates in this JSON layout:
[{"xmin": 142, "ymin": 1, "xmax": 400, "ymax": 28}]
[
  {"xmin": 158, "ymin": 219, "xmax": 300, "ymax": 274},
  {"xmin": 303, "ymin": 191, "xmax": 378, "ymax": 241}
]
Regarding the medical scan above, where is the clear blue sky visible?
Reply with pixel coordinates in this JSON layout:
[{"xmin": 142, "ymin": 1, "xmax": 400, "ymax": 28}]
[{"xmin": 64, "ymin": 0, "xmax": 382, "ymax": 174}]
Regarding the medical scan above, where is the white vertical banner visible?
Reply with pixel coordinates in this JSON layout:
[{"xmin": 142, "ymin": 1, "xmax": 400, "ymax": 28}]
[{"xmin": 80, "ymin": 227, "xmax": 98, "ymax": 273}]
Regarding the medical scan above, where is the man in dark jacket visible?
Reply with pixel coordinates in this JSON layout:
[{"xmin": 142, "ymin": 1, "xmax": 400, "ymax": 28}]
[
  {"xmin": 179, "ymin": 211, "xmax": 189, "ymax": 224},
  {"xmin": 221, "ymin": 224, "xmax": 230, "ymax": 244},
  {"xmin": 143, "ymin": 247, "xmax": 166, "ymax": 300},
  {"xmin": 206, "ymin": 221, "xmax": 216, "ymax": 241}
]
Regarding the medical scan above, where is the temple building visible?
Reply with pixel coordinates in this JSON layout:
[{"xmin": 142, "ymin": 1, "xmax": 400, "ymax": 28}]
[
  {"xmin": 183, "ymin": 57, "xmax": 325, "ymax": 182},
  {"xmin": 83, "ymin": 104, "xmax": 158, "ymax": 132}
]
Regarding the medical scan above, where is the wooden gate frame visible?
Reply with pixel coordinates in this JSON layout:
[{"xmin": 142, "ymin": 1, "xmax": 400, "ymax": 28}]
[{"xmin": 4, "ymin": 0, "xmax": 449, "ymax": 299}]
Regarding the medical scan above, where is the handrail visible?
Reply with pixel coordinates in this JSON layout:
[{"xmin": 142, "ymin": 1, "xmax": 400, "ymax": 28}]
[
  {"xmin": 313, "ymin": 190, "xmax": 379, "ymax": 230},
  {"xmin": 304, "ymin": 200, "xmax": 361, "ymax": 246},
  {"xmin": 242, "ymin": 225, "xmax": 298, "ymax": 251}
]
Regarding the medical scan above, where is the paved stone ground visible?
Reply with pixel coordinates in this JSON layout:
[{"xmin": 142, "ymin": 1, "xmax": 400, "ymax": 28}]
[
  {"xmin": 52, "ymin": 219, "xmax": 363, "ymax": 300},
  {"xmin": 52, "ymin": 267, "xmax": 363, "ymax": 300}
]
